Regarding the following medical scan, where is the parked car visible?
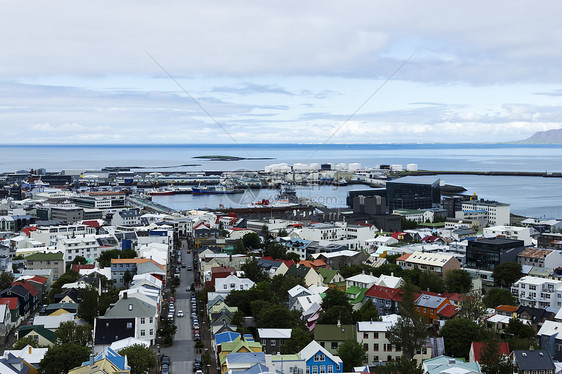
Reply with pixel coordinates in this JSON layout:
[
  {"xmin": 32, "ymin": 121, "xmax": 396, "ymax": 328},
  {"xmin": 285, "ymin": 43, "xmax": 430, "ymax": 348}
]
[
  {"xmin": 194, "ymin": 357, "xmax": 202, "ymax": 371},
  {"xmin": 161, "ymin": 363, "xmax": 170, "ymax": 374},
  {"xmin": 191, "ymin": 312, "xmax": 197, "ymax": 319},
  {"xmin": 177, "ymin": 310, "xmax": 184, "ymax": 317},
  {"xmin": 161, "ymin": 355, "xmax": 170, "ymax": 365},
  {"xmin": 194, "ymin": 333, "xmax": 201, "ymax": 341},
  {"xmin": 182, "ymin": 264, "xmax": 186, "ymax": 268}
]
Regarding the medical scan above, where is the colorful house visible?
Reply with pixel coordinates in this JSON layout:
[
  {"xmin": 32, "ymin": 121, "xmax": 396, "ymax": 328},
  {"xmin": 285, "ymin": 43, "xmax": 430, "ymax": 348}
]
[
  {"xmin": 414, "ymin": 294, "xmax": 452, "ymax": 324},
  {"xmin": 69, "ymin": 347, "xmax": 130, "ymax": 374},
  {"xmin": 218, "ymin": 336, "xmax": 262, "ymax": 374},
  {"xmin": 299, "ymin": 340, "xmax": 343, "ymax": 374}
]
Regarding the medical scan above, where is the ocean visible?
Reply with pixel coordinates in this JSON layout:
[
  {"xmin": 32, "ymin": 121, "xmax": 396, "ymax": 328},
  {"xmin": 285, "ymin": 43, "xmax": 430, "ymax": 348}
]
[{"xmin": 1, "ymin": 143, "xmax": 561, "ymax": 218}]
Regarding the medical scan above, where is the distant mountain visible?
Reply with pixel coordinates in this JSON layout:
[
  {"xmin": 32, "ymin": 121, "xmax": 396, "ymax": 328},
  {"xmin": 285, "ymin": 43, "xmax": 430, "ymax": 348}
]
[{"xmin": 519, "ymin": 128, "xmax": 562, "ymax": 144}]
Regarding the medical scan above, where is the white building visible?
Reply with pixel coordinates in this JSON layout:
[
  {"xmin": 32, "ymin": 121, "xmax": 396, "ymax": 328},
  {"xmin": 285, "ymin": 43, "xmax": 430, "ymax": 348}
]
[
  {"xmin": 484, "ymin": 226, "xmax": 532, "ymax": 246},
  {"xmin": 357, "ymin": 314, "xmax": 402, "ymax": 364},
  {"xmin": 56, "ymin": 235, "xmax": 105, "ymax": 263},
  {"xmin": 31, "ymin": 224, "xmax": 96, "ymax": 246},
  {"xmin": 511, "ymin": 276, "xmax": 562, "ymax": 309},
  {"xmin": 215, "ymin": 275, "xmax": 255, "ymax": 295},
  {"xmin": 461, "ymin": 200, "xmax": 510, "ymax": 226},
  {"xmin": 517, "ymin": 247, "xmax": 562, "ymax": 269}
]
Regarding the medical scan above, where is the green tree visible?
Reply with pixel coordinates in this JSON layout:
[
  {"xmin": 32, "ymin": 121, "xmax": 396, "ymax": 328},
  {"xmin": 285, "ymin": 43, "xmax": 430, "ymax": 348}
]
[
  {"xmin": 398, "ymin": 281, "xmax": 421, "ymax": 319},
  {"xmin": 373, "ymin": 356, "xmax": 424, "ymax": 374},
  {"xmin": 12, "ymin": 336, "xmax": 40, "ymax": 349},
  {"xmin": 480, "ymin": 338, "xmax": 513, "ymax": 374},
  {"xmin": 338, "ymin": 265, "xmax": 366, "ymax": 279},
  {"xmin": 0, "ymin": 272, "xmax": 14, "ymax": 290},
  {"xmin": 277, "ymin": 228, "xmax": 288, "ymax": 237},
  {"xmin": 337, "ymin": 339, "xmax": 367, "ymax": 372},
  {"xmin": 386, "ymin": 315, "xmax": 428, "ymax": 358},
  {"xmin": 123, "ymin": 270, "xmax": 133, "ymax": 287},
  {"xmin": 440, "ymin": 318, "xmax": 480, "ymax": 359},
  {"xmin": 54, "ymin": 321, "xmax": 93, "ymax": 346},
  {"xmin": 225, "ymin": 282, "xmax": 275, "ymax": 315},
  {"xmin": 281, "ymin": 327, "xmax": 313, "ymax": 354},
  {"xmin": 39, "ymin": 343, "xmax": 90, "ymax": 374},
  {"xmin": 71, "ymin": 256, "xmax": 88, "ymax": 265},
  {"xmin": 271, "ymin": 274, "xmax": 305, "ymax": 302},
  {"xmin": 483, "ymin": 288, "xmax": 516, "ymax": 308},
  {"xmin": 419, "ymin": 270, "xmax": 445, "ymax": 293},
  {"xmin": 241, "ymin": 257, "xmax": 269, "ymax": 283},
  {"xmin": 160, "ymin": 318, "xmax": 177, "ymax": 346},
  {"xmin": 401, "ymin": 217, "xmax": 418, "ymax": 230},
  {"xmin": 264, "ymin": 242, "xmax": 287, "ymax": 259},
  {"xmin": 445, "ymin": 269, "xmax": 473, "ymax": 293},
  {"xmin": 242, "ymin": 232, "xmax": 262, "ymax": 250},
  {"xmin": 98, "ymin": 249, "xmax": 136, "ymax": 268},
  {"xmin": 457, "ymin": 292, "xmax": 488, "ymax": 325},
  {"xmin": 98, "ymin": 287, "xmax": 120, "ymax": 316},
  {"xmin": 253, "ymin": 303, "xmax": 298, "ymax": 328},
  {"xmin": 505, "ymin": 318, "xmax": 535, "ymax": 340},
  {"xmin": 492, "ymin": 262, "xmax": 522, "ymax": 288},
  {"xmin": 286, "ymin": 252, "xmax": 301, "ymax": 263},
  {"xmin": 78, "ymin": 286, "xmax": 99, "ymax": 325},
  {"xmin": 231, "ymin": 310, "xmax": 246, "ymax": 333},
  {"xmin": 47, "ymin": 270, "xmax": 80, "ymax": 304},
  {"xmin": 318, "ymin": 289, "xmax": 353, "ymax": 324},
  {"xmin": 118, "ymin": 344, "xmax": 157, "ymax": 374},
  {"xmin": 233, "ymin": 239, "xmax": 247, "ymax": 254},
  {"xmin": 352, "ymin": 299, "xmax": 381, "ymax": 323}
]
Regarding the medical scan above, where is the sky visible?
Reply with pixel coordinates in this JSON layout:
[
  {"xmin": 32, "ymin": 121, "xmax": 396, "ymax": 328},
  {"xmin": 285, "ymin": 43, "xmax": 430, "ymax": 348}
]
[{"xmin": 2, "ymin": 1, "xmax": 562, "ymax": 144}]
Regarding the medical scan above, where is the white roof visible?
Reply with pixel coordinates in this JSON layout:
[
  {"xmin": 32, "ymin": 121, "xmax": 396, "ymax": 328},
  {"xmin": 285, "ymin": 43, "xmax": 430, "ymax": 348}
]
[
  {"xmin": 311, "ymin": 250, "xmax": 361, "ymax": 259},
  {"xmin": 308, "ymin": 285, "xmax": 328, "ymax": 294},
  {"xmin": 356, "ymin": 320, "xmax": 394, "ymax": 332},
  {"xmin": 403, "ymin": 251, "xmax": 455, "ymax": 266},
  {"xmin": 4, "ymin": 345, "xmax": 48, "ymax": 365},
  {"xmin": 296, "ymin": 294, "xmax": 323, "ymax": 312},
  {"xmin": 288, "ymin": 285, "xmax": 312, "ymax": 298},
  {"xmin": 515, "ymin": 276, "xmax": 562, "ymax": 286},
  {"xmin": 538, "ymin": 320, "xmax": 562, "ymax": 337},
  {"xmin": 299, "ymin": 340, "xmax": 342, "ymax": 364},
  {"xmin": 377, "ymin": 275, "xmax": 403, "ymax": 289},
  {"xmin": 109, "ymin": 337, "xmax": 150, "ymax": 352},
  {"xmin": 33, "ymin": 314, "xmax": 76, "ymax": 330},
  {"xmin": 257, "ymin": 328, "xmax": 292, "ymax": 339},
  {"xmin": 346, "ymin": 273, "xmax": 378, "ymax": 284}
]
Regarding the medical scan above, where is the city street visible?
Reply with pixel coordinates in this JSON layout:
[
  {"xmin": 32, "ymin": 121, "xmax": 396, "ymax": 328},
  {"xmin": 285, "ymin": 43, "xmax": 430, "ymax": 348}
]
[{"xmin": 160, "ymin": 241, "xmax": 196, "ymax": 373}]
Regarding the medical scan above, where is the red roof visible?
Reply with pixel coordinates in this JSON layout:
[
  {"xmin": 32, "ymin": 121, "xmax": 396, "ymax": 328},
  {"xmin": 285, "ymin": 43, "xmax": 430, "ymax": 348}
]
[
  {"xmin": 28, "ymin": 276, "xmax": 48, "ymax": 285},
  {"xmin": 437, "ymin": 304, "xmax": 459, "ymax": 318},
  {"xmin": 0, "ymin": 297, "xmax": 18, "ymax": 310},
  {"xmin": 421, "ymin": 235, "xmax": 443, "ymax": 243},
  {"xmin": 82, "ymin": 220, "xmax": 101, "ymax": 228},
  {"xmin": 365, "ymin": 285, "xmax": 402, "ymax": 302},
  {"xmin": 396, "ymin": 253, "xmax": 411, "ymax": 262},
  {"xmin": 442, "ymin": 292, "xmax": 463, "ymax": 302},
  {"xmin": 261, "ymin": 256, "xmax": 295, "ymax": 268},
  {"xmin": 71, "ymin": 264, "xmax": 95, "ymax": 272},
  {"xmin": 21, "ymin": 226, "xmax": 37, "ymax": 237},
  {"xmin": 471, "ymin": 341, "xmax": 510, "ymax": 363},
  {"xmin": 194, "ymin": 222, "xmax": 210, "ymax": 230},
  {"xmin": 12, "ymin": 281, "xmax": 38, "ymax": 296},
  {"xmin": 391, "ymin": 232, "xmax": 408, "ymax": 240}
]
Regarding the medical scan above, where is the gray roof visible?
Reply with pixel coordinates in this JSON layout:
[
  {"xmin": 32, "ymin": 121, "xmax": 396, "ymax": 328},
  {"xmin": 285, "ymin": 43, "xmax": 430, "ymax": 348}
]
[
  {"xmin": 104, "ymin": 297, "xmax": 156, "ymax": 318},
  {"xmin": 513, "ymin": 350, "xmax": 555, "ymax": 370},
  {"xmin": 415, "ymin": 294, "xmax": 446, "ymax": 308}
]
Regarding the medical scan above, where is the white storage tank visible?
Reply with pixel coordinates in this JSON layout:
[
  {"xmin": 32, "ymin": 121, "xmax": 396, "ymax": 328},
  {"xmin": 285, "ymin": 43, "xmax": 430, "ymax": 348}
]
[
  {"xmin": 335, "ymin": 163, "xmax": 347, "ymax": 171},
  {"xmin": 309, "ymin": 163, "xmax": 321, "ymax": 170},
  {"xmin": 293, "ymin": 163, "xmax": 309, "ymax": 171},
  {"xmin": 406, "ymin": 163, "xmax": 418, "ymax": 172},
  {"xmin": 390, "ymin": 164, "xmax": 403, "ymax": 172}
]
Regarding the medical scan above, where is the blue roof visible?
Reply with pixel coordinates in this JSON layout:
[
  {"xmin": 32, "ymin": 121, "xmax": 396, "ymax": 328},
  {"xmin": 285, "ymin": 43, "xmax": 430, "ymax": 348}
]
[
  {"xmin": 227, "ymin": 352, "xmax": 265, "ymax": 364},
  {"xmin": 80, "ymin": 347, "xmax": 129, "ymax": 371},
  {"xmin": 215, "ymin": 331, "xmax": 240, "ymax": 345},
  {"xmin": 236, "ymin": 363, "xmax": 275, "ymax": 374},
  {"xmin": 243, "ymin": 333, "xmax": 254, "ymax": 342}
]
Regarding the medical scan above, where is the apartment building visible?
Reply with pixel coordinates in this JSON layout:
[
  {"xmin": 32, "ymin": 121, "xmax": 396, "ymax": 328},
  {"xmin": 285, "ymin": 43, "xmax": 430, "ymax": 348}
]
[
  {"xmin": 461, "ymin": 199, "xmax": 510, "ymax": 226},
  {"xmin": 517, "ymin": 248, "xmax": 562, "ymax": 269},
  {"xmin": 356, "ymin": 315, "xmax": 402, "ymax": 364},
  {"xmin": 483, "ymin": 225, "xmax": 532, "ymax": 246},
  {"xmin": 31, "ymin": 224, "xmax": 96, "ymax": 246},
  {"xmin": 511, "ymin": 276, "xmax": 562, "ymax": 309},
  {"xmin": 397, "ymin": 251, "xmax": 461, "ymax": 277}
]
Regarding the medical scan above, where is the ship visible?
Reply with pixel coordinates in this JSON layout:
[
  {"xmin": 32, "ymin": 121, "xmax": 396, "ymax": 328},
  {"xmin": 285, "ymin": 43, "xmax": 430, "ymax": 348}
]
[
  {"xmin": 147, "ymin": 188, "xmax": 175, "ymax": 196},
  {"xmin": 191, "ymin": 185, "xmax": 242, "ymax": 195}
]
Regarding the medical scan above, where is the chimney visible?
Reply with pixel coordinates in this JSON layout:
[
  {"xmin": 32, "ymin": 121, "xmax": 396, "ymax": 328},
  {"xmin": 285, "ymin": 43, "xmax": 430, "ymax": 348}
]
[
  {"xmin": 123, "ymin": 292, "xmax": 127, "ymax": 299},
  {"xmin": 89, "ymin": 354, "xmax": 95, "ymax": 366},
  {"xmin": 337, "ymin": 319, "xmax": 341, "ymax": 328},
  {"xmin": 28, "ymin": 346, "xmax": 32, "ymax": 354}
]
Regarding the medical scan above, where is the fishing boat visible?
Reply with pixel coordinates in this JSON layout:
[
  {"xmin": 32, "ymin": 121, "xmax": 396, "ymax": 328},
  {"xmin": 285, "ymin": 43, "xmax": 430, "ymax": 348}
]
[
  {"xmin": 147, "ymin": 188, "xmax": 175, "ymax": 196},
  {"xmin": 192, "ymin": 185, "xmax": 242, "ymax": 194}
]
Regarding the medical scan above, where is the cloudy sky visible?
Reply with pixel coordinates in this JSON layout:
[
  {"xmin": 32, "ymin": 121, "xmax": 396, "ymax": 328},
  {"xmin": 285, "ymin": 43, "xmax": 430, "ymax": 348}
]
[{"xmin": 1, "ymin": 1, "xmax": 562, "ymax": 144}]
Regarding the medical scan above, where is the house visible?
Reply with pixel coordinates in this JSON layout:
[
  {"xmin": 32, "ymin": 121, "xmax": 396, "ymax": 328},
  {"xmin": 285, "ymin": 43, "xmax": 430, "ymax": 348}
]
[
  {"xmin": 397, "ymin": 251, "xmax": 461, "ymax": 277},
  {"xmin": 311, "ymin": 250, "xmax": 370, "ymax": 270},
  {"xmin": 414, "ymin": 294, "xmax": 452, "ymax": 324},
  {"xmin": 0, "ymin": 353, "xmax": 37, "ymax": 374},
  {"xmin": 111, "ymin": 258, "xmax": 166, "ymax": 288},
  {"xmin": 314, "ymin": 323, "xmax": 356, "ymax": 355},
  {"xmin": 511, "ymin": 276, "xmax": 562, "ymax": 310},
  {"xmin": 364, "ymin": 285, "xmax": 402, "ymax": 316},
  {"xmin": 17, "ymin": 325, "xmax": 56, "ymax": 347},
  {"xmin": 517, "ymin": 305, "xmax": 556, "ymax": 332},
  {"xmin": 68, "ymin": 347, "xmax": 130, "ymax": 374},
  {"xmin": 0, "ymin": 298, "xmax": 20, "ymax": 326},
  {"xmin": 224, "ymin": 352, "xmax": 267, "ymax": 373},
  {"xmin": 45, "ymin": 302, "xmax": 79, "ymax": 316},
  {"xmin": 469, "ymin": 341, "xmax": 510, "ymax": 363},
  {"xmin": 93, "ymin": 318, "xmax": 136, "ymax": 351},
  {"xmin": 102, "ymin": 294, "xmax": 158, "ymax": 345},
  {"xmin": 299, "ymin": 340, "xmax": 343, "ymax": 374},
  {"xmin": 356, "ymin": 315, "xmax": 401, "ymax": 365},
  {"xmin": 257, "ymin": 328, "xmax": 292, "ymax": 354},
  {"xmin": 218, "ymin": 336, "xmax": 262, "ymax": 374},
  {"xmin": 517, "ymin": 247, "xmax": 562, "ymax": 269},
  {"xmin": 215, "ymin": 275, "xmax": 255, "ymax": 295},
  {"xmin": 423, "ymin": 356, "xmax": 482, "ymax": 374},
  {"xmin": 511, "ymin": 350, "xmax": 555, "ymax": 374},
  {"xmin": 0, "ymin": 285, "xmax": 31, "ymax": 318},
  {"xmin": 298, "ymin": 259, "xmax": 329, "ymax": 271},
  {"xmin": 483, "ymin": 225, "xmax": 532, "ymax": 246},
  {"xmin": 537, "ymin": 320, "xmax": 562, "ymax": 357},
  {"xmin": 4, "ymin": 344, "xmax": 49, "ymax": 371},
  {"xmin": 288, "ymin": 285, "xmax": 313, "ymax": 309},
  {"xmin": 285, "ymin": 265, "xmax": 324, "ymax": 287},
  {"xmin": 345, "ymin": 273, "xmax": 379, "ymax": 290},
  {"xmin": 316, "ymin": 268, "xmax": 344, "ymax": 288},
  {"xmin": 0, "ymin": 304, "xmax": 12, "ymax": 343}
]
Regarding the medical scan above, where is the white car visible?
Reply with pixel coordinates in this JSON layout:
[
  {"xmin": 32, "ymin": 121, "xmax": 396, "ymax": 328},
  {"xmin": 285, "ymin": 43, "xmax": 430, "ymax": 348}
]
[{"xmin": 177, "ymin": 310, "xmax": 184, "ymax": 317}]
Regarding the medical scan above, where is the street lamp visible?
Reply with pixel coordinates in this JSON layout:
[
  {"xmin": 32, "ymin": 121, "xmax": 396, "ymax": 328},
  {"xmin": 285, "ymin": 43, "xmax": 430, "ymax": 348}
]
[{"xmin": 206, "ymin": 364, "xmax": 210, "ymax": 374}]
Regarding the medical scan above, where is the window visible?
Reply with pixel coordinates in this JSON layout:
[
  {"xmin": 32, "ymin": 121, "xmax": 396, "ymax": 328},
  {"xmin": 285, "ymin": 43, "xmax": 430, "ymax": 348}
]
[
  {"xmin": 140, "ymin": 318, "xmax": 145, "ymax": 324},
  {"xmin": 320, "ymin": 366, "xmax": 326, "ymax": 374},
  {"xmin": 149, "ymin": 317, "xmax": 153, "ymax": 323},
  {"xmin": 314, "ymin": 354, "xmax": 325, "ymax": 362},
  {"xmin": 373, "ymin": 332, "xmax": 378, "ymax": 339},
  {"xmin": 270, "ymin": 340, "xmax": 276, "ymax": 346},
  {"xmin": 363, "ymin": 332, "xmax": 369, "ymax": 339},
  {"xmin": 364, "ymin": 343, "xmax": 368, "ymax": 351},
  {"xmin": 223, "ymin": 284, "xmax": 227, "ymax": 289},
  {"xmin": 374, "ymin": 344, "xmax": 379, "ymax": 351},
  {"xmin": 331, "ymin": 342, "xmax": 338, "ymax": 350},
  {"xmin": 312, "ymin": 367, "xmax": 318, "ymax": 374},
  {"xmin": 128, "ymin": 304, "xmax": 133, "ymax": 311},
  {"xmin": 327, "ymin": 366, "xmax": 333, "ymax": 373},
  {"xmin": 150, "ymin": 329, "xmax": 153, "ymax": 335},
  {"xmin": 140, "ymin": 330, "xmax": 145, "ymax": 336}
]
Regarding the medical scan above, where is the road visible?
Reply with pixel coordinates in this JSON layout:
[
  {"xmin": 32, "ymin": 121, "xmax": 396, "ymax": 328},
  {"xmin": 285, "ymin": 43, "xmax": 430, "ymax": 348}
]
[{"xmin": 160, "ymin": 241, "xmax": 196, "ymax": 373}]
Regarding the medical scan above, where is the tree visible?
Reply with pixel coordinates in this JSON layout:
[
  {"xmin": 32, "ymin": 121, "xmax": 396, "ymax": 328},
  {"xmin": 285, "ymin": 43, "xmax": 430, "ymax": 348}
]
[
  {"xmin": 71, "ymin": 256, "xmax": 88, "ymax": 265},
  {"xmin": 483, "ymin": 288, "xmax": 516, "ymax": 308},
  {"xmin": 0, "ymin": 272, "xmax": 14, "ymax": 290},
  {"xmin": 319, "ymin": 289, "xmax": 354, "ymax": 324},
  {"xmin": 286, "ymin": 252, "xmax": 301, "ymax": 263},
  {"xmin": 418, "ymin": 270, "xmax": 445, "ymax": 293},
  {"xmin": 277, "ymin": 228, "xmax": 288, "ymax": 237},
  {"xmin": 123, "ymin": 270, "xmax": 133, "ymax": 287},
  {"xmin": 480, "ymin": 338, "xmax": 513, "ymax": 374},
  {"xmin": 159, "ymin": 318, "xmax": 177, "ymax": 346},
  {"xmin": 98, "ymin": 287, "xmax": 120, "ymax": 316},
  {"xmin": 457, "ymin": 292, "xmax": 488, "ymax": 325},
  {"xmin": 505, "ymin": 318, "xmax": 535, "ymax": 340},
  {"xmin": 254, "ymin": 303, "xmax": 298, "ymax": 328},
  {"xmin": 271, "ymin": 274, "xmax": 305, "ymax": 302},
  {"xmin": 386, "ymin": 315, "xmax": 428, "ymax": 359},
  {"xmin": 47, "ymin": 270, "xmax": 80, "ymax": 303},
  {"xmin": 445, "ymin": 269, "xmax": 473, "ymax": 294},
  {"xmin": 98, "ymin": 248, "xmax": 137, "ymax": 268},
  {"xmin": 12, "ymin": 336, "xmax": 40, "ymax": 349},
  {"xmin": 401, "ymin": 217, "xmax": 418, "ymax": 230},
  {"xmin": 233, "ymin": 239, "xmax": 247, "ymax": 254},
  {"xmin": 373, "ymin": 356, "xmax": 424, "ymax": 374},
  {"xmin": 78, "ymin": 286, "xmax": 99, "ymax": 325},
  {"xmin": 39, "ymin": 343, "xmax": 90, "ymax": 374},
  {"xmin": 226, "ymin": 282, "xmax": 275, "ymax": 315},
  {"xmin": 118, "ymin": 344, "xmax": 157, "ymax": 374},
  {"xmin": 241, "ymin": 257, "xmax": 269, "ymax": 283},
  {"xmin": 337, "ymin": 339, "xmax": 367, "ymax": 372},
  {"xmin": 492, "ymin": 262, "xmax": 522, "ymax": 288},
  {"xmin": 281, "ymin": 327, "xmax": 313, "ymax": 354},
  {"xmin": 242, "ymin": 232, "xmax": 262, "ymax": 250},
  {"xmin": 55, "ymin": 321, "xmax": 93, "ymax": 346},
  {"xmin": 352, "ymin": 299, "xmax": 381, "ymax": 323},
  {"xmin": 264, "ymin": 242, "xmax": 287, "ymax": 259},
  {"xmin": 440, "ymin": 318, "xmax": 480, "ymax": 359}
]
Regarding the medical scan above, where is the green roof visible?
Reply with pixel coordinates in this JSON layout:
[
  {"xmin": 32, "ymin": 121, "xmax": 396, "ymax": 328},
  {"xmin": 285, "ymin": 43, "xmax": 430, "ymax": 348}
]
[
  {"xmin": 46, "ymin": 303, "xmax": 79, "ymax": 312},
  {"xmin": 18, "ymin": 325, "xmax": 56, "ymax": 343},
  {"xmin": 346, "ymin": 286, "xmax": 361, "ymax": 295},
  {"xmin": 26, "ymin": 252, "xmax": 64, "ymax": 261},
  {"xmin": 314, "ymin": 324, "xmax": 356, "ymax": 341},
  {"xmin": 350, "ymin": 288, "xmax": 367, "ymax": 304},
  {"xmin": 271, "ymin": 354, "xmax": 301, "ymax": 362},
  {"xmin": 317, "ymin": 268, "xmax": 339, "ymax": 283}
]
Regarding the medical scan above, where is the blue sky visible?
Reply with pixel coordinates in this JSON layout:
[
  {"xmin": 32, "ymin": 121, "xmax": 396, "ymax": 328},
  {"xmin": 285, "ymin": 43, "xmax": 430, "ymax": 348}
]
[{"xmin": 1, "ymin": 0, "xmax": 562, "ymax": 144}]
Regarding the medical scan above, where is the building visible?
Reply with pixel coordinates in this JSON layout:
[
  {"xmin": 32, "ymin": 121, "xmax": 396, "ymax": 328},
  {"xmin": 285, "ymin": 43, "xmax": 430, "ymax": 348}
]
[
  {"xmin": 356, "ymin": 315, "xmax": 401, "ymax": 364},
  {"xmin": 101, "ymin": 295, "xmax": 158, "ymax": 346},
  {"xmin": 517, "ymin": 248, "xmax": 562, "ymax": 269},
  {"xmin": 510, "ymin": 350, "xmax": 555, "ymax": 374},
  {"xmin": 215, "ymin": 275, "xmax": 255, "ymax": 295},
  {"xmin": 68, "ymin": 347, "xmax": 130, "ymax": 374},
  {"xmin": 415, "ymin": 294, "xmax": 453, "ymax": 324},
  {"xmin": 298, "ymin": 340, "xmax": 343, "ymax": 374},
  {"xmin": 72, "ymin": 192, "xmax": 126, "ymax": 209},
  {"xmin": 461, "ymin": 199, "xmax": 510, "ymax": 226},
  {"xmin": 538, "ymin": 233, "xmax": 562, "ymax": 250},
  {"xmin": 30, "ymin": 224, "xmax": 96, "ymax": 246},
  {"xmin": 110, "ymin": 209, "xmax": 142, "ymax": 227},
  {"xmin": 25, "ymin": 252, "xmax": 64, "ymax": 280},
  {"xmin": 364, "ymin": 285, "xmax": 402, "ymax": 316},
  {"xmin": 423, "ymin": 356, "xmax": 482, "ymax": 374},
  {"xmin": 465, "ymin": 238, "xmax": 525, "ymax": 271},
  {"xmin": 483, "ymin": 226, "xmax": 532, "ymax": 246},
  {"xmin": 396, "ymin": 251, "xmax": 461, "ymax": 277},
  {"xmin": 314, "ymin": 324, "xmax": 357, "ymax": 355},
  {"xmin": 257, "ymin": 328, "xmax": 292, "ymax": 355},
  {"xmin": 386, "ymin": 176, "xmax": 441, "ymax": 211},
  {"xmin": 50, "ymin": 207, "xmax": 85, "ymax": 224},
  {"xmin": 511, "ymin": 276, "xmax": 562, "ymax": 309}
]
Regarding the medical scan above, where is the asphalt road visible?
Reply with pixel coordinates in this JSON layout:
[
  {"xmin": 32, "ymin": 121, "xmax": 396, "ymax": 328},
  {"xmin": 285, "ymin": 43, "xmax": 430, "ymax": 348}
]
[{"xmin": 160, "ymin": 241, "xmax": 196, "ymax": 373}]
